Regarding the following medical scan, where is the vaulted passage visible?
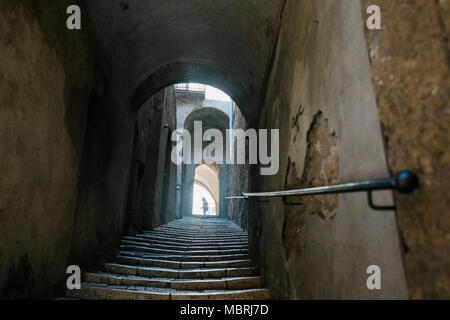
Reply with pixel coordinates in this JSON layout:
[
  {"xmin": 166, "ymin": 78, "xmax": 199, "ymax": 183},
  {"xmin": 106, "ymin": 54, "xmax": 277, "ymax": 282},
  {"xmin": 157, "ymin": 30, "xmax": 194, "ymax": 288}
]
[{"xmin": 0, "ymin": 0, "xmax": 449, "ymax": 300}]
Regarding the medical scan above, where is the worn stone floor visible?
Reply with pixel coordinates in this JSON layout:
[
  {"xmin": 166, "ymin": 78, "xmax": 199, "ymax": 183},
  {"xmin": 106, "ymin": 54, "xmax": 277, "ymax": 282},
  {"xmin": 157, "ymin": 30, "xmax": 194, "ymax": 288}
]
[{"xmin": 67, "ymin": 217, "xmax": 271, "ymax": 300}]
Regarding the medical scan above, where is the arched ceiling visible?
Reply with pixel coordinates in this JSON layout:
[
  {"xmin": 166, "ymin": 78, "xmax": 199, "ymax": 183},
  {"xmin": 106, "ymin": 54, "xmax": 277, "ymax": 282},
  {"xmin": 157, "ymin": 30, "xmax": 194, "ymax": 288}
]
[
  {"xmin": 83, "ymin": 0, "xmax": 286, "ymax": 122},
  {"xmin": 184, "ymin": 108, "xmax": 230, "ymax": 164},
  {"xmin": 184, "ymin": 107, "xmax": 229, "ymax": 136}
]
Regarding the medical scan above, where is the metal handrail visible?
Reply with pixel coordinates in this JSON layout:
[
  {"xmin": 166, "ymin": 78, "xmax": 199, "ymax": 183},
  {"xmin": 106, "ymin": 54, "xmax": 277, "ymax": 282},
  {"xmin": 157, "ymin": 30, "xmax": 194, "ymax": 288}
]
[{"xmin": 226, "ymin": 171, "xmax": 419, "ymax": 211}]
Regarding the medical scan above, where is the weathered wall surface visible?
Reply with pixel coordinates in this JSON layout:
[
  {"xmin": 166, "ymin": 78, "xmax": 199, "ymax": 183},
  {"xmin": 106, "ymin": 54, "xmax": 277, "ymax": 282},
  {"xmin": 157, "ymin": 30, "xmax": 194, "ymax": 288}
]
[
  {"xmin": 181, "ymin": 164, "xmax": 196, "ymax": 217},
  {"xmin": 123, "ymin": 87, "xmax": 177, "ymax": 232},
  {"xmin": 362, "ymin": 0, "xmax": 450, "ymax": 299},
  {"xmin": 0, "ymin": 0, "xmax": 96, "ymax": 298},
  {"xmin": 218, "ymin": 164, "xmax": 229, "ymax": 218},
  {"xmin": 152, "ymin": 87, "xmax": 178, "ymax": 226},
  {"xmin": 228, "ymin": 104, "xmax": 250, "ymax": 230},
  {"xmin": 68, "ymin": 68, "xmax": 133, "ymax": 276},
  {"xmin": 125, "ymin": 97, "xmax": 160, "ymax": 234},
  {"xmin": 251, "ymin": 0, "xmax": 408, "ymax": 299},
  {"xmin": 71, "ymin": 84, "xmax": 177, "ymax": 275}
]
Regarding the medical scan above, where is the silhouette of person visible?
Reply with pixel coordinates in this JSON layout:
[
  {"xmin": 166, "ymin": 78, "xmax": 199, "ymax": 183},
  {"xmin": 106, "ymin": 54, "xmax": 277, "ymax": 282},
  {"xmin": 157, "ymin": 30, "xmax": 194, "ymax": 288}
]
[{"xmin": 202, "ymin": 197, "xmax": 209, "ymax": 217}]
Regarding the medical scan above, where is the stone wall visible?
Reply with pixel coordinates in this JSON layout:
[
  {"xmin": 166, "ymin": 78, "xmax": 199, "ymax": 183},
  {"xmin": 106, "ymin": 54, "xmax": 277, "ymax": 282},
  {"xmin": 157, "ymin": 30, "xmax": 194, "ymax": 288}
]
[
  {"xmin": 153, "ymin": 87, "xmax": 178, "ymax": 226},
  {"xmin": 125, "ymin": 87, "xmax": 178, "ymax": 232},
  {"xmin": 70, "ymin": 84, "xmax": 177, "ymax": 282},
  {"xmin": 132, "ymin": 95, "xmax": 164, "ymax": 232},
  {"xmin": 0, "ymin": 0, "xmax": 96, "ymax": 298},
  {"xmin": 68, "ymin": 68, "xmax": 134, "ymax": 281},
  {"xmin": 227, "ymin": 104, "xmax": 250, "ymax": 230},
  {"xmin": 251, "ymin": 0, "xmax": 408, "ymax": 299},
  {"xmin": 362, "ymin": 0, "xmax": 450, "ymax": 299}
]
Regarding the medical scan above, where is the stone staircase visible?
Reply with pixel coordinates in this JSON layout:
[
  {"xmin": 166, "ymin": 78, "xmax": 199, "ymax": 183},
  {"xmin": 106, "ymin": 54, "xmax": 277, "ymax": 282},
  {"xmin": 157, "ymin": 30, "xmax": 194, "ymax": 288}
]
[{"xmin": 67, "ymin": 216, "xmax": 271, "ymax": 300}]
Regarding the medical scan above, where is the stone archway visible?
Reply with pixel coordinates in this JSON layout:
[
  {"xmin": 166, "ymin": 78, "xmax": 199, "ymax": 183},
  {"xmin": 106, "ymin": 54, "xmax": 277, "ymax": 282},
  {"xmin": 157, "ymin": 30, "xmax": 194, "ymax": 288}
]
[
  {"xmin": 194, "ymin": 164, "xmax": 220, "ymax": 215},
  {"xmin": 179, "ymin": 102, "xmax": 231, "ymax": 218}
]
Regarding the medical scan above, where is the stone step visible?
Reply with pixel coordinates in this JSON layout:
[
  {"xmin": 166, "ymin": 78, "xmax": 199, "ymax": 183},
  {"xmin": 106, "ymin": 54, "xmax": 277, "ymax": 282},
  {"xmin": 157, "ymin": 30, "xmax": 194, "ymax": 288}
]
[
  {"xmin": 155, "ymin": 223, "xmax": 242, "ymax": 229},
  {"xmin": 156, "ymin": 224, "xmax": 243, "ymax": 229},
  {"xmin": 83, "ymin": 272, "xmax": 263, "ymax": 290},
  {"xmin": 116, "ymin": 255, "xmax": 252, "ymax": 269},
  {"xmin": 154, "ymin": 230, "xmax": 244, "ymax": 236},
  {"xmin": 140, "ymin": 235, "xmax": 249, "ymax": 242},
  {"xmin": 135, "ymin": 234, "xmax": 248, "ymax": 245},
  {"xmin": 119, "ymin": 251, "xmax": 251, "ymax": 262},
  {"xmin": 141, "ymin": 229, "xmax": 247, "ymax": 236},
  {"xmin": 121, "ymin": 239, "xmax": 248, "ymax": 251},
  {"xmin": 104, "ymin": 263, "xmax": 256, "ymax": 279},
  {"xmin": 142, "ymin": 230, "xmax": 248, "ymax": 238},
  {"xmin": 68, "ymin": 217, "xmax": 270, "ymax": 300},
  {"xmin": 123, "ymin": 235, "xmax": 247, "ymax": 244},
  {"xmin": 134, "ymin": 235, "xmax": 191, "ymax": 245},
  {"xmin": 145, "ymin": 227, "xmax": 245, "ymax": 233},
  {"xmin": 125, "ymin": 235, "xmax": 249, "ymax": 247},
  {"xmin": 120, "ymin": 245, "xmax": 248, "ymax": 256},
  {"xmin": 67, "ymin": 283, "xmax": 271, "ymax": 300}
]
